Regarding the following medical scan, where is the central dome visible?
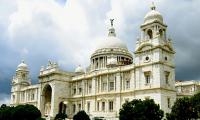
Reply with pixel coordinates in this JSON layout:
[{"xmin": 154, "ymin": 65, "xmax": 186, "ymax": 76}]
[
  {"xmin": 90, "ymin": 19, "xmax": 133, "ymax": 71},
  {"xmin": 97, "ymin": 36, "xmax": 127, "ymax": 50}
]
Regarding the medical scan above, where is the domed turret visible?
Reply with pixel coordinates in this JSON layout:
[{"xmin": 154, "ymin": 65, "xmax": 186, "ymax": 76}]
[
  {"xmin": 12, "ymin": 60, "xmax": 30, "ymax": 86},
  {"xmin": 75, "ymin": 65, "xmax": 85, "ymax": 74},
  {"xmin": 139, "ymin": 2, "xmax": 167, "ymax": 42},
  {"xmin": 17, "ymin": 60, "xmax": 28, "ymax": 71},
  {"xmin": 144, "ymin": 2, "xmax": 163, "ymax": 25}
]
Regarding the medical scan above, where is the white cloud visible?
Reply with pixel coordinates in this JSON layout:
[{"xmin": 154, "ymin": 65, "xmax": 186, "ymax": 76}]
[
  {"xmin": 6, "ymin": 0, "xmax": 147, "ymax": 70},
  {"xmin": 7, "ymin": 0, "xmax": 111, "ymax": 69}
]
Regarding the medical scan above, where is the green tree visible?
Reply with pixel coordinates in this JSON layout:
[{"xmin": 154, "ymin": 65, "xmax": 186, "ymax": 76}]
[
  {"xmin": 0, "ymin": 104, "xmax": 44, "ymax": 120},
  {"xmin": 73, "ymin": 110, "xmax": 90, "ymax": 120},
  {"xmin": 11, "ymin": 104, "xmax": 41, "ymax": 120},
  {"xmin": 191, "ymin": 92, "xmax": 200, "ymax": 118},
  {"xmin": 0, "ymin": 104, "xmax": 13, "ymax": 120},
  {"xmin": 119, "ymin": 99, "xmax": 164, "ymax": 120},
  {"xmin": 166, "ymin": 97, "xmax": 198, "ymax": 120},
  {"xmin": 54, "ymin": 113, "xmax": 67, "ymax": 120}
]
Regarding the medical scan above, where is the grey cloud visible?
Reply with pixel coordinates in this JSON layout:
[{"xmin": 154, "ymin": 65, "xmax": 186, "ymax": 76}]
[
  {"xmin": 0, "ymin": 0, "xmax": 200, "ymax": 103},
  {"xmin": 118, "ymin": 0, "xmax": 200, "ymax": 80}
]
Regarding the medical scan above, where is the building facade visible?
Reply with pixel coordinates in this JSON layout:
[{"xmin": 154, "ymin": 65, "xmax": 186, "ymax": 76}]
[{"xmin": 10, "ymin": 4, "xmax": 198, "ymax": 120}]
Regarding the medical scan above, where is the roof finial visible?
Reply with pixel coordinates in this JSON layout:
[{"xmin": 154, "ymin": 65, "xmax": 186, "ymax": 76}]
[
  {"xmin": 108, "ymin": 19, "xmax": 116, "ymax": 37},
  {"xmin": 110, "ymin": 19, "xmax": 114, "ymax": 27},
  {"xmin": 21, "ymin": 59, "xmax": 25, "ymax": 63},
  {"xmin": 150, "ymin": 2, "xmax": 156, "ymax": 10}
]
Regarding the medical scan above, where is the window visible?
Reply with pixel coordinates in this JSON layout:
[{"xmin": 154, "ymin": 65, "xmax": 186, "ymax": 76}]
[
  {"xmin": 63, "ymin": 104, "xmax": 67, "ymax": 114},
  {"xmin": 144, "ymin": 72, "xmax": 151, "ymax": 84},
  {"xmin": 126, "ymin": 80, "xmax": 130, "ymax": 89},
  {"xmin": 109, "ymin": 101, "xmax": 113, "ymax": 112},
  {"xmin": 31, "ymin": 93, "xmax": 35, "ymax": 100},
  {"xmin": 89, "ymin": 83, "xmax": 92, "ymax": 94},
  {"xmin": 102, "ymin": 102, "xmax": 105, "ymax": 111},
  {"xmin": 167, "ymin": 98, "xmax": 171, "ymax": 108},
  {"xmin": 22, "ymin": 73, "xmax": 26, "ymax": 79},
  {"xmin": 102, "ymin": 83, "xmax": 107, "ymax": 91},
  {"xmin": 78, "ymin": 104, "xmax": 81, "ymax": 111},
  {"xmin": 59, "ymin": 102, "xmax": 64, "ymax": 113},
  {"xmin": 145, "ymin": 56, "xmax": 149, "ymax": 61},
  {"xmin": 165, "ymin": 57, "xmax": 168, "ymax": 61},
  {"xmin": 97, "ymin": 101, "xmax": 99, "ymax": 111},
  {"xmin": 79, "ymin": 88, "xmax": 82, "ymax": 94},
  {"xmin": 73, "ymin": 88, "xmax": 76, "ymax": 95},
  {"xmin": 73, "ymin": 104, "xmax": 76, "ymax": 113},
  {"xmin": 87, "ymin": 102, "xmax": 90, "ymax": 112},
  {"xmin": 159, "ymin": 29, "xmax": 163, "ymax": 38},
  {"xmin": 109, "ymin": 81, "xmax": 114, "ymax": 91},
  {"xmin": 147, "ymin": 29, "xmax": 153, "ymax": 39},
  {"xmin": 22, "ymin": 93, "xmax": 25, "ymax": 101},
  {"xmin": 165, "ymin": 72, "xmax": 170, "ymax": 84},
  {"xmin": 13, "ymin": 95, "xmax": 15, "ymax": 102}
]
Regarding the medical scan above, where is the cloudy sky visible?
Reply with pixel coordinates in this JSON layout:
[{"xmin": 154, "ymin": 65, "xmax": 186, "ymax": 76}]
[{"xmin": 0, "ymin": 0, "xmax": 200, "ymax": 105}]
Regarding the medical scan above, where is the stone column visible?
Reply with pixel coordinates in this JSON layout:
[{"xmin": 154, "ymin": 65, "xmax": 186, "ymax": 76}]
[
  {"xmin": 102, "ymin": 56, "xmax": 105, "ymax": 68},
  {"xmin": 97, "ymin": 57, "xmax": 101, "ymax": 69},
  {"xmin": 116, "ymin": 73, "xmax": 121, "ymax": 92},
  {"xmin": 99, "ymin": 76, "xmax": 101, "ymax": 93},
  {"xmin": 114, "ymin": 74, "xmax": 116, "ymax": 91},
  {"xmin": 107, "ymin": 74, "xmax": 109, "ymax": 92},
  {"xmin": 105, "ymin": 56, "xmax": 107, "ymax": 67},
  {"xmin": 153, "ymin": 26, "xmax": 157, "ymax": 38},
  {"xmin": 91, "ymin": 59, "xmax": 94, "ymax": 70},
  {"xmin": 104, "ymin": 56, "xmax": 106, "ymax": 68},
  {"xmin": 92, "ymin": 77, "xmax": 96, "ymax": 95}
]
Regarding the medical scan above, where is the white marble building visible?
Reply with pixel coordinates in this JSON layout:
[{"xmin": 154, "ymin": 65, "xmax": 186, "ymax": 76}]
[{"xmin": 10, "ymin": 3, "xmax": 197, "ymax": 120}]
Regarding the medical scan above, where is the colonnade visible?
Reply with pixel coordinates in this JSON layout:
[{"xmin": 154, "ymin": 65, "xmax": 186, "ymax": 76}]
[{"xmin": 91, "ymin": 55, "xmax": 132, "ymax": 70}]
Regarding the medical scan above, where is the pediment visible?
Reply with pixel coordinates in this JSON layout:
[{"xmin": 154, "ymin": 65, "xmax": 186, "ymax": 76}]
[{"xmin": 136, "ymin": 43, "xmax": 153, "ymax": 52}]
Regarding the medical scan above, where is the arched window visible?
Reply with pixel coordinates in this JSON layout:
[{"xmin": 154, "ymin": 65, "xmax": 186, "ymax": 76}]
[
  {"xmin": 22, "ymin": 73, "xmax": 26, "ymax": 79},
  {"xmin": 147, "ymin": 29, "xmax": 153, "ymax": 39},
  {"xmin": 59, "ymin": 102, "xmax": 64, "ymax": 113},
  {"xmin": 58, "ymin": 102, "xmax": 67, "ymax": 114},
  {"xmin": 63, "ymin": 104, "xmax": 67, "ymax": 113},
  {"xmin": 159, "ymin": 29, "xmax": 163, "ymax": 38}
]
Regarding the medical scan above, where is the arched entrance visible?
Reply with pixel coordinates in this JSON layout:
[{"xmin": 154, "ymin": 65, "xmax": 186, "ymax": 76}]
[{"xmin": 42, "ymin": 84, "xmax": 52, "ymax": 117}]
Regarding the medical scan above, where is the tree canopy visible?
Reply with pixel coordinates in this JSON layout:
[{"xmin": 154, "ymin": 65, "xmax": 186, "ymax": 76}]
[
  {"xmin": 0, "ymin": 104, "xmax": 42, "ymax": 120},
  {"xmin": 119, "ymin": 99, "xmax": 164, "ymax": 120},
  {"xmin": 166, "ymin": 92, "xmax": 200, "ymax": 120},
  {"xmin": 191, "ymin": 92, "xmax": 200, "ymax": 118},
  {"xmin": 73, "ymin": 110, "xmax": 90, "ymax": 120},
  {"xmin": 54, "ymin": 112, "xmax": 67, "ymax": 120}
]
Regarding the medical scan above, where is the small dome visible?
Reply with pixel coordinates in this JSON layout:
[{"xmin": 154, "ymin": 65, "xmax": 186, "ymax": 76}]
[
  {"xmin": 17, "ymin": 60, "xmax": 28, "ymax": 70},
  {"xmin": 75, "ymin": 65, "xmax": 84, "ymax": 73},
  {"xmin": 96, "ymin": 36, "xmax": 127, "ymax": 50},
  {"xmin": 144, "ymin": 3, "xmax": 163, "ymax": 24}
]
